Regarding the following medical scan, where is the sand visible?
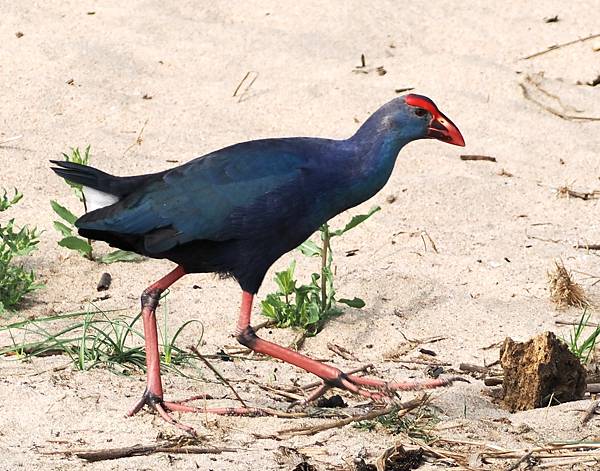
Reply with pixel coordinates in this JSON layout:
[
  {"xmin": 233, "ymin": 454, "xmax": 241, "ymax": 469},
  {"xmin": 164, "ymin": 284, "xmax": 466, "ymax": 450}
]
[{"xmin": 1, "ymin": 1, "xmax": 600, "ymax": 469}]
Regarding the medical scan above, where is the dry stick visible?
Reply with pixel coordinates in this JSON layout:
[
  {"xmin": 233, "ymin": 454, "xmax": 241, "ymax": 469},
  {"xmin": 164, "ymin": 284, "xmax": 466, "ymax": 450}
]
[
  {"xmin": 521, "ymin": 32, "xmax": 600, "ymax": 60},
  {"xmin": 43, "ymin": 443, "xmax": 237, "ymax": 462},
  {"xmin": 122, "ymin": 119, "xmax": 149, "ymax": 157},
  {"xmin": 189, "ymin": 345, "xmax": 247, "ymax": 407},
  {"xmin": 555, "ymin": 319, "xmax": 600, "ymax": 328},
  {"xmin": 283, "ymin": 364, "xmax": 374, "ymax": 393},
  {"xmin": 253, "ymin": 319, "xmax": 274, "ymax": 332},
  {"xmin": 459, "ymin": 363, "xmax": 489, "ymax": 374},
  {"xmin": 254, "ymin": 382, "xmax": 305, "ymax": 402},
  {"xmin": 327, "ymin": 342, "xmax": 358, "ymax": 361},
  {"xmin": 420, "ymin": 230, "xmax": 438, "ymax": 253},
  {"xmin": 505, "ymin": 450, "xmax": 533, "ymax": 471},
  {"xmin": 407, "ymin": 439, "xmax": 467, "ymax": 465},
  {"xmin": 232, "ymin": 71, "xmax": 259, "ymax": 102},
  {"xmin": 581, "ymin": 399, "xmax": 599, "ymax": 425},
  {"xmin": 519, "ymin": 83, "xmax": 600, "ymax": 122},
  {"xmin": 279, "ymin": 396, "xmax": 426, "ymax": 436},
  {"xmin": 576, "ymin": 244, "xmax": 600, "ymax": 251},
  {"xmin": 525, "ymin": 228, "xmax": 562, "ymax": 244},
  {"xmin": 484, "ymin": 377, "xmax": 503, "ymax": 386},
  {"xmin": 393, "ymin": 359, "xmax": 451, "ymax": 367},
  {"xmin": 289, "ymin": 330, "xmax": 308, "ymax": 350},
  {"xmin": 557, "ymin": 187, "xmax": 600, "ymax": 200},
  {"xmin": 430, "ymin": 440, "xmax": 600, "ymax": 466},
  {"xmin": 537, "ymin": 457, "xmax": 600, "ymax": 469},
  {"xmin": 460, "ymin": 154, "xmax": 497, "ymax": 162}
]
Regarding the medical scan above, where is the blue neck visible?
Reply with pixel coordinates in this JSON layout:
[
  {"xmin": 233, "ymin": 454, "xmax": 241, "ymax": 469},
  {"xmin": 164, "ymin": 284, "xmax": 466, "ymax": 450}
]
[{"xmin": 340, "ymin": 118, "xmax": 413, "ymax": 208}]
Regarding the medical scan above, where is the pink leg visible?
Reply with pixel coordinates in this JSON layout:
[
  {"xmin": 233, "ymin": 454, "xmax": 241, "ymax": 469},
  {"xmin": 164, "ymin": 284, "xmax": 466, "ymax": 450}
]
[
  {"xmin": 235, "ymin": 291, "xmax": 464, "ymax": 402},
  {"xmin": 126, "ymin": 267, "xmax": 264, "ymax": 435}
]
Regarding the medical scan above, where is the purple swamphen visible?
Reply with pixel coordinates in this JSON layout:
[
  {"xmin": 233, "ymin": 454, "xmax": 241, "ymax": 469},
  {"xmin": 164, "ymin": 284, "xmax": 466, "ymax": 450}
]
[{"xmin": 51, "ymin": 94, "xmax": 465, "ymax": 434}]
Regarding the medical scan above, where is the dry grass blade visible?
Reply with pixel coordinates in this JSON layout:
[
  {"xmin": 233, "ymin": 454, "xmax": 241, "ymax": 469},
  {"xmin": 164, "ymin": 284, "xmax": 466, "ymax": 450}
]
[
  {"xmin": 122, "ymin": 119, "xmax": 148, "ymax": 157},
  {"xmin": 556, "ymin": 319, "xmax": 599, "ymax": 328},
  {"xmin": 420, "ymin": 230, "xmax": 438, "ymax": 253},
  {"xmin": 0, "ymin": 135, "xmax": 23, "ymax": 146},
  {"xmin": 327, "ymin": 342, "xmax": 358, "ymax": 360},
  {"xmin": 521, "ymin": 32, "xmax": 600, "ymax": 60},
  {"xmin": 428, "ymin": 439, "xmax": 600, "ymax": 467},
  {"xmin": 575, "ymin": 243, "xmax": 600, "ymax": 251},
  {"xmin": 581, "ymin": 399, "xmax": 600, "ymax": 425},
  {"xmin": 253, "ymin": 381, "xmax": 305, "ymax": 402},
  {"xmin": 189, "ymin": 345, "xmax": 247, "ymax": 407},
  {"xmin": 278, "ymin": 396, "xmax": 427, "ymax": 437},
  {"xmin": 232, "ymin": 71, "xmax": 259, "ymax": 102},
  {"xmin": 547, "ymin": 260, "xmax": 589, "ymax": 308},
  {"xmin": 556, "ymin": 185, "xmax": 600, "ymax": 200}
]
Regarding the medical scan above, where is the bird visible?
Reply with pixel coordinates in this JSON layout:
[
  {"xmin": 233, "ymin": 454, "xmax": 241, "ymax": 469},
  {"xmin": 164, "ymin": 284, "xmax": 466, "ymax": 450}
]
[{"xmin": 51, "ymin": 94, "xmax": 465, "ymax": 434}]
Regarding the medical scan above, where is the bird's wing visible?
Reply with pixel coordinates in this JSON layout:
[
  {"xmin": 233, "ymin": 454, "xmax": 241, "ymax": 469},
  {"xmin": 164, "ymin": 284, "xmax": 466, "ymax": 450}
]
[{"xmin": 77, "ymin": 138, "xmax": 323, "ymax": 253}]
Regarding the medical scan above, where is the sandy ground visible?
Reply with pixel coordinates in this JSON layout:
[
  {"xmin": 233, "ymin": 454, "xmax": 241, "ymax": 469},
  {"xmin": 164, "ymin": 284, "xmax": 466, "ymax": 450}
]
[{"xmin": 1, "ymin": 1, "xmax": 600, "ymax": 469}]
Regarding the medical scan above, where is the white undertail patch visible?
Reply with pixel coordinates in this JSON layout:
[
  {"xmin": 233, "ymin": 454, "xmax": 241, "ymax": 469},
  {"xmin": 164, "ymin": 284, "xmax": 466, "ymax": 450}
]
[{"xmin": 83, "ymin": 186, "xmax": 119, "ymax": 211}]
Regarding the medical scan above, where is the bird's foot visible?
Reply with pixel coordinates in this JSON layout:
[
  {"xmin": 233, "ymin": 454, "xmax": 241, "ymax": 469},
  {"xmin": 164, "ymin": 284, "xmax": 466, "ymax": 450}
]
[
  {"xmin": 127, "ymin": 390, "xmax": 271, "ymax": 436},
  {"xmin": 296, "ymin": 369, "xmax": 468, "ymax": 406},
  {"xmin": 127, "ymin": 389, "xmax": 199, "ymax": 436}
]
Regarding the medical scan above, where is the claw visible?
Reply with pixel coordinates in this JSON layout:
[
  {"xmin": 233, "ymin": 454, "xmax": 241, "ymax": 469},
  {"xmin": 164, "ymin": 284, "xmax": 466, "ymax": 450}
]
[
  {"xmin": 294, "ymin": 370, "xmax": 462, "ymax": 407},
  {"xmin": 127, "ymin": 389, "xmax": 198, "ymax": 436}
]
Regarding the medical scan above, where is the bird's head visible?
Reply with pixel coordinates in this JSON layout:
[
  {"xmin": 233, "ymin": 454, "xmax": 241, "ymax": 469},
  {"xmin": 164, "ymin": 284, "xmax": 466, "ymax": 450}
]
[
  {"xmin": 404, "ymin": 94, "xmax": 465, "ymax": 146},
  {"xmin": 371, "ymin": 94, "xmax": 465, "ymax": 147}
]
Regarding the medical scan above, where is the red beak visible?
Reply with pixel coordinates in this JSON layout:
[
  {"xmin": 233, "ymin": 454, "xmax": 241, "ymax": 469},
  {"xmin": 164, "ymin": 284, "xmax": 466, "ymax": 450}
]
[{"xmin": 427, "ymin": 111, "xmax": 465, "ymax": 147}]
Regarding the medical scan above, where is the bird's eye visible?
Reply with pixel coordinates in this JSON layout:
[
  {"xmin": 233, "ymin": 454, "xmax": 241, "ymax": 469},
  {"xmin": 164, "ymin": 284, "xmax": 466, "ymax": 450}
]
[{"xmin": 414, "ymin": 108, "xmax": 427, "ymax": 117}]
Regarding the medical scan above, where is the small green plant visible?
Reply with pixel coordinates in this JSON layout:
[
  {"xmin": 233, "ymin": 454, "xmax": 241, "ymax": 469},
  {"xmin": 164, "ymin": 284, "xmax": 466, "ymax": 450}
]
[
  {"xmin": 566, "ymin": 309, "xmax": 600, "ymax": 364},
  {"xmin": 261, "ymin": 206, "xmax": 380, "ymax": 334},
  {"xmin": 0, "ymin": 189, "xmax": 43, "ymax": 313},
  {"xmin": 51, "ymin": 146, "xmax": 143, "ymax": 263},
  {"xmin": 0, "ymin": 296, "xmax": 202, "ymax": 375},
  {"xmin": 61, "ymin": 145, "xmax": 91, "ymax": 205},
  {"xmin": 354, "ymin": 405, "xmax": 439, "ymax": 443}
]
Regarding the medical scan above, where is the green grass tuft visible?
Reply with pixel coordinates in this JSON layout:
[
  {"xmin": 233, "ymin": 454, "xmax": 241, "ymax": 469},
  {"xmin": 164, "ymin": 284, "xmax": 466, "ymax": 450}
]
[{"xmin": 0, "ymin": 295, "xmax": 202, "ymax": 376}]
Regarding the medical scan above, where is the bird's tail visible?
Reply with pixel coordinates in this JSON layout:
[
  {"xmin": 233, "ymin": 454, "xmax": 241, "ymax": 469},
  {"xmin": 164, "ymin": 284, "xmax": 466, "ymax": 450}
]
[
  {"xmin": 50, "ymin": 161, "xmax": 167, "ymax": 212},
  {"xmin": 50, "ymin": 160, "xmax": 122, "ymax": 211}
]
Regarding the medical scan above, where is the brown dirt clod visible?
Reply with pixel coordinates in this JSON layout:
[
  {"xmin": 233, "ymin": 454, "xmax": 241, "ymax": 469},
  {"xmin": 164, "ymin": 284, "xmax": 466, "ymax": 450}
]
[{"xmin": 500, "ymin": 332, "xmax": 586, "ymax": 411}]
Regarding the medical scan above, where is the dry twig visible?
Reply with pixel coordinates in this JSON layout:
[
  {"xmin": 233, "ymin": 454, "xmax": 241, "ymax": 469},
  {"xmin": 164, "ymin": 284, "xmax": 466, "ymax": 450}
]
[
  {"xmin": 576, "ymin": 243, "xmax": 600, "ymax": 251},
  {"xmin": 581, "ymin": 399, "xmax": 599, "ymax": 425},
  {"xmin": 123, "ymin": 119, "xmax": 149, "ymax": 157},
  {"xmin": 233, "ymin": 71, "xmax": 259, "ymax": 102},
  {"xmin": 556, "ymin": 185, "xmax": 600, "ymax": 200},
  {"xmin": 190, "ymin": 345, "xmax": 247, "ymax": 407},
  {"xmin": 327, "ymin": 342, "xmax": 358, "ymax": 361},
  {"xmin": 420, "ymin": 230, "xmax": 438, "ymax": 253},
  {"xmin": 460, "ymin": 154, "xmax": 497, "ymax": 162},
  {"xmin": 279, "ymin": 396, "xmax": 427, "ymax": 436},
  {"xmin": 43, "ymin": 442, "xmax": 236, "ymax": 462},
  {"xmin": 459, "ymin": 363, "xmax": 489, "ymax": 374},
  {"xmin": 555, "ymin": 319, "xmax": 599, "ymax": 328},
  {"xmin": 521, "ymin": 32, "xmax": 600, "ymax": 60},
  {"xmin": 505, "ymin": 450, "xmax": 533, "ymax": 471}
]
